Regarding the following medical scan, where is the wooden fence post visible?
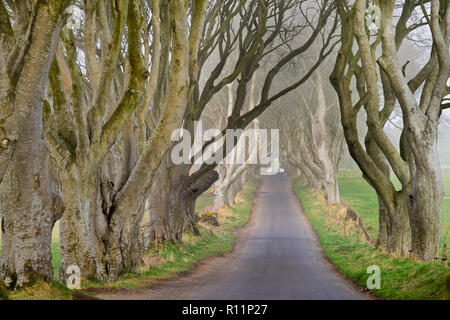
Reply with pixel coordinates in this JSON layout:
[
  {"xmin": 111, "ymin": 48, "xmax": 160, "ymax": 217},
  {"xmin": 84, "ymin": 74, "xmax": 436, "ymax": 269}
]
[
  {"xmin": 433, "ymin": 247, "xmax": 439, "ymax": 264},
  {"xmin": 442, "ymin": 244, "xmax": 447, "ymax": 267}
]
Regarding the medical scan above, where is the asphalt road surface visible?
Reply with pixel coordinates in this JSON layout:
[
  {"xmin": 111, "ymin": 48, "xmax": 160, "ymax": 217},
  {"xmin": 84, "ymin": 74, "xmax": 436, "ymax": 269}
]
[{"xmin": 96, "ymin": 174, "xmax": 365, "ymax": 300}]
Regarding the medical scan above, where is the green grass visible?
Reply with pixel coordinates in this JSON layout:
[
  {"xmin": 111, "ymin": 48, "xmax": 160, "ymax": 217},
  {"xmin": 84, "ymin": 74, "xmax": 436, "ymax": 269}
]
[
  {"xmin": 51, "ymin": 242, "xmax": 60, "ymax": 281},
  {"xmin": 5, "ymin": 280, "xmax": 73, "ymax": 300},
  {"xmin": 196, "ymin": 196, "xmax": 214, "ymax": 212},
  {"xmin": 294, "ymin": 179, "xmax": 450, "ymax": 300},
  {"xmin": 338, "ymin": 169, "xmax": 450, "ymax": 248}
]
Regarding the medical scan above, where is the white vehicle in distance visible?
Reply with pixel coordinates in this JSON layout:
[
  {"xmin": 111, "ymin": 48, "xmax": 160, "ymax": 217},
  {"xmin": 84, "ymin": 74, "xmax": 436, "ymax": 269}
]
[{"xmin": 260, "ymin": 158, "xmax": 284, "ymax": 176}]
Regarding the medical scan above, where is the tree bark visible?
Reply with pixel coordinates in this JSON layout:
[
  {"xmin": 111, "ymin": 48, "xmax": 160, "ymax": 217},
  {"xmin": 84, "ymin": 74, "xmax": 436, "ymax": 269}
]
[
  {"xmin": 213, "ymin": 186, "xmax": 227, "ymax": 210},
  {"xmin": 330, "ymin": 1, "xmax": 416, "ymax": 259},
  {"xmin": 58, "ymin": 173, "xmax": 107, "ymax": 282},
  {"xmin": 376, "ymin": 0, "xmax": 448, "ymax": 260},
  {"xmin": 364, "ymin": 124, "xmax": 411, "ymax": 255},
  {"xmin": 406, "ymin": 127, "xmax": 444, "ymax": 260},
  {"xmin": 0, "ymin": 0, "xmax": 69, "ymax": 287},
  {"xmin": 376, "ymin": 190, "xmax": 411, "ymax": 256},
  {"xmin": 148, "ymin": 160, "xmax": 171, "ymax": 242},
  {"xmin": 0, "ymin": 100, "xmax": 59, "ymax": 288},
  {"xmin": 315, "ymin": 73, "xmax": 341, "ymax": 204}
]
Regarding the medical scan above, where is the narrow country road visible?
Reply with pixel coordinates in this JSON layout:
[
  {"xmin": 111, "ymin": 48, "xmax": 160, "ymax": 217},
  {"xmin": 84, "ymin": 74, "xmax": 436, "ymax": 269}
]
[{"xmin": 96, "ymin": 174, "xmax": 365, "ymax": 300}]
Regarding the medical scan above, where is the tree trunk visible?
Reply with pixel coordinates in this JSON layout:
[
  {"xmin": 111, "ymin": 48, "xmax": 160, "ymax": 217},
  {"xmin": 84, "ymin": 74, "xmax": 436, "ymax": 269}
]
[
  {"xmin": 167, "ymin": 168, "xmax": 219, "ymax": 241},
  {"xmin": 96, "ymin": 0, "xmax": 192, "ymax": 279},
  {"xmin": 167, "ymin": 172, "xmax": 189, "ymax": 242},
  {"xmin": 213, "ymin": 184, "xmax": 227, "ymax": 211},
  {"xmin": 376, "ymin": 194, "xmax": 388, "ymax": 251},
  {"xmin": 103, "ymin": 192, "xmax": 145, "ymax": 282},
  {"xmin": 225, "ymin": 183, "xmax": 237, "ymax": 206},
  {"xmin": 407, "ymin": 129, "xmax": 443, "ymax": 261},
  {"xmin": 65, "ymin": 168, "xmax": 148, "ymax": 283},
  {"xmin": 58, "ymin": 174, "xmax": 105, "ymax": 282},
  {"xmin": 292, "ymin": 160, "xmax": 321, "ymax": 192},
  {"xmin": 323, "ymin": 178, "xmax": 340, "ymax": 205},
  {"xmin": 376, "ymin": 190, "xmax": 411, "ymax": 256},
  {"xmin": 0, "ymin": 0, "xmax": 69, "ymax": 288},
  {"xmin": 315, "ymin": 72, "xmax": 341, "ymax": 205},
  {"xmin": 148, "ymin": 161, "xmax": 171, "ymax": 242},
  {"xmin": 0, "ymin": 102, "xmax": 56, "ymax": 288},
  {"xmin": 364, "ymin": 129, "xmax": 410, "ymax": 255},
  {"xmin": 375, "ymin": 0, "xmax": 447, "ymax": 261}
]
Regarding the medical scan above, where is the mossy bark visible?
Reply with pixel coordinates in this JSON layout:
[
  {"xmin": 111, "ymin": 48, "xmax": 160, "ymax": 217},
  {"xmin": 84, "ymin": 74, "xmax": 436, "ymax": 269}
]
[
  {"xmin": 0, "ymin": 1, "xmax": 69, "ymax": 288},
  {"xmin": 0, "ymin": 96, "xmax": 57, "ymax": 288}
]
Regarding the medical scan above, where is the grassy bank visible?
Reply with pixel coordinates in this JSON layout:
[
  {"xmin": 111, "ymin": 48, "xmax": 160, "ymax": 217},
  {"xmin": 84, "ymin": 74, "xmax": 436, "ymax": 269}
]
[
  {"xmin": 4, "ymin": 181, "xmax": 258, "ymax": 300},
  {"xmin": 294, "ymin": 179, "xmax": 450, "ymax": 300}
]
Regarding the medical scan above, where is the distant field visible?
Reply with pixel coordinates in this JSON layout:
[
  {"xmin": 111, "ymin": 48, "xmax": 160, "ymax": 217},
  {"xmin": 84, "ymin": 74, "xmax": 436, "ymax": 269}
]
[{"xmin": 338, "ymin": 169, "xmax": 450, "ymax": 248}]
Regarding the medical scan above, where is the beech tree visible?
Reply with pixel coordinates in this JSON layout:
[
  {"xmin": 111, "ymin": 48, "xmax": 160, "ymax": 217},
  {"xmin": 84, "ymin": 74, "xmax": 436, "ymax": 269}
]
[
  {"xmin": 280, "ymin": 67, "xmax": 344, "ymax": 204},
  {"xmin": 211, "ymin": 77, "xmax": 260, "ymax": 210},
  {"xmin": 0, "ymin": 0, "xmax": 70, "ymax": 288},
  {"xmin": 330, "ymin": 0, "xmax": 449, "ymax": 260},
  {"xmin": 45, "ymin": 0, "xmax": 208, "ymax": 282},
  {"xmin": 148, "ymin": 0, "xmax": 339, "ymax": 244}
]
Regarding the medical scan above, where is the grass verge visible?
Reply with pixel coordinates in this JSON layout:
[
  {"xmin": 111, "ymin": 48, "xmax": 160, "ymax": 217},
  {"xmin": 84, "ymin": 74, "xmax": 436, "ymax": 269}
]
[{"xmin": 294, "ymin": 179, "xmax": 450, "ymax": 300}]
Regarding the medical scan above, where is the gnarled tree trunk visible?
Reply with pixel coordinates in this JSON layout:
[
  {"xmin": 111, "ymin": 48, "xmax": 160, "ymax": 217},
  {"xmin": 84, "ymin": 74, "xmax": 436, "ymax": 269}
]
[
  {"xmin": 0, "ymin": 1, "xmax": 69, "ymax": 287},
  {"xmin": 58, "ymin": 173, "xmax": 107, "ymax": 282},
  {"xmin": 148, "ymin": 161, "xmax": 171, "ymax": 242},
  {"xmin": 406, "ymin": 127, "xmax": 444, "ymax": 260},
  {"xmin": 0, "ymin": 102, "xmax": 60, "ymax": 288},
  {"xmin": 376, "ymin": 191, "xmax": 411, "ymax": 256}
]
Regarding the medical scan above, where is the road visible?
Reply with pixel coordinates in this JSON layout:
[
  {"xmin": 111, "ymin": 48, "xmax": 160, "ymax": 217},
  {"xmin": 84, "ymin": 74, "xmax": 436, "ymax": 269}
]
[{"xmin": 96, "ymin": 174, "xmax": 365, "ymax": 300}]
